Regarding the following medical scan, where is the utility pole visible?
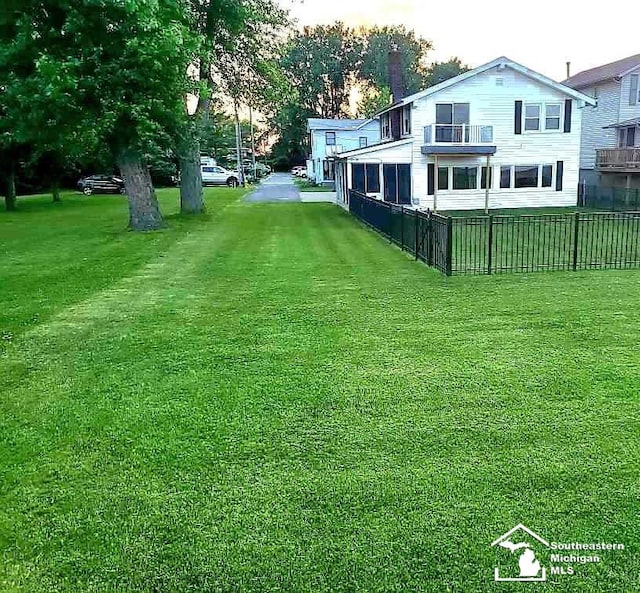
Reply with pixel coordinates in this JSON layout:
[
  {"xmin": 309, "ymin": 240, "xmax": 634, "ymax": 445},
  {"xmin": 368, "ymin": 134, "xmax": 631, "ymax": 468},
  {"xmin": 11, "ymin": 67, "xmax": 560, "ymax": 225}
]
[
  {"xmin": 233, "ymin": 100, "xmax": 245, "ymax": 187},
  {"xmin": 249, "ymin": 105, "xmax": 257, "ymax": 181}
]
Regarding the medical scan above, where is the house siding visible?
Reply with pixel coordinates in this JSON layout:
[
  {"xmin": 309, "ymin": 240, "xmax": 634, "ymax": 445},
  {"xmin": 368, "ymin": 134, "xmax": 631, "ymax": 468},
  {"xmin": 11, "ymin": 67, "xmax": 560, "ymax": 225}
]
[
  {"xmin": 618, "ymin": 67, "xmax": 640, "ymax": 122},
  {"xmin": 576, "ymin": 79, "xmax": 619, "ymax": 171},
  {"xmin": 409, "ymin": 66, "xmax": 583, "ymax": 210},
  {"xmin": 307, "ymin": 122, "xmax": 380, "ymax": 184}
]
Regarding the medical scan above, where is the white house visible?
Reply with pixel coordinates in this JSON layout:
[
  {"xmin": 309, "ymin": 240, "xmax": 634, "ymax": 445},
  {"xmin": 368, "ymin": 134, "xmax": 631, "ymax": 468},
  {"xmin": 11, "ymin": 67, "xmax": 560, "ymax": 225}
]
[
  {"xmin": 306, "ymin": 119, "xmax": 380, "ymax": 187},
  {"xmin": 334, "ymin": 57, "xmax": 595, "ymax": 211},
  {"xmin": 564, "ymin": 54, "xmax": 640, "ymax": 190}
]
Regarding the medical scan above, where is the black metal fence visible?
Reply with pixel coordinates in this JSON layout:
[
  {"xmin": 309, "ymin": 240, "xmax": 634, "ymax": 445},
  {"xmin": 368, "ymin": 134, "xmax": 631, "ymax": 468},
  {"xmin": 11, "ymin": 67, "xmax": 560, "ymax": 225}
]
[
  {"xmin": 580, "ymin": 184, "xmax": 640, "ymax": 211},
  {"xmin": 349, "ymin": 190, "xmax": 640, "ymax": 276}
]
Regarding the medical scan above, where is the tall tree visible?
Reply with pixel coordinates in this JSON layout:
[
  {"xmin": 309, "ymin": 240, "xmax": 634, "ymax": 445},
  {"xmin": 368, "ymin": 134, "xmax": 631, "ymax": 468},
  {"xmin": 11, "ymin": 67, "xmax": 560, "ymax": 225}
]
[
  {"xmin": 281, "ymin": 23, "xmax": 362, "ymax": 119},
  {"xmin": 179, "ymin": 0, "xmax": 289, "ymax": 207},
  {"xmin": 0, "ymin": 0, "xmax": 199, "ymax": 230},
  {"xmin": 358, "ymin": 25, "xmax": 433, "ymax": 95}
]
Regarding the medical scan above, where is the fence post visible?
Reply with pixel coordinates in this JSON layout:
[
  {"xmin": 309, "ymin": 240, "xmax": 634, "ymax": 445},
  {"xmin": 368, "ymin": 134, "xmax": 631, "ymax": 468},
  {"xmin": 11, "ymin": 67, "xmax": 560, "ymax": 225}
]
[
  {"xmin": 426, "ymin": 212, "xmax": 433, "ymax": 267},
  {"xmin": 445, "ymin": 216, "xmax": 453, "ymax": 276},
  {"xmin": 487, "ymin": 215, "xmax": 494, "ymax": 275},
  {"xmin": 414, "ymin": 214, "xmax": 419, "ymax": 260},
  {"xmin": 400, "ymin": 207, "xmax": 404, "ymax": 251},
  {"xmin": 572, "ymin": 211, "xmax": 580, "ymax": 271}
]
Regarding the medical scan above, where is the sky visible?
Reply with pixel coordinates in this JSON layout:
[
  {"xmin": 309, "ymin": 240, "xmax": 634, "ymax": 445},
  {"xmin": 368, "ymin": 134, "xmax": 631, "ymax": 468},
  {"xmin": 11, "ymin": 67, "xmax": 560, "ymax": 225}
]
[{"xmin": 282, "ymin": 0, "xmax": 639, "ymax": 81}]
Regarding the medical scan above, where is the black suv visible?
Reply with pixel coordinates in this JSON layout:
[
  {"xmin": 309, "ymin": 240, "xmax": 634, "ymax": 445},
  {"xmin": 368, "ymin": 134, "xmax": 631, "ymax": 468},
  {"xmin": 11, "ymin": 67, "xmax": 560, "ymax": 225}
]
[{"xmin": 77, "ymin": 175, "xmax": 125, "ymax": 196}]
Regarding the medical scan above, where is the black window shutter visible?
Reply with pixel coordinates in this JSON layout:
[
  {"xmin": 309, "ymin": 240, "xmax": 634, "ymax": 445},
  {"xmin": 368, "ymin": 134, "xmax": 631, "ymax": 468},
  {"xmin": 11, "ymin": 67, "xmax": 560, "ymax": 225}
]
[
  {"xmin": 556, "ymin": 161, "xmax": 564, "ymax": 191},
  {"xmin": 564, "ymin": 100, "xmax": 572, "ymax": 133},
  {"xmin": 514, "ymin": 101, "xmax": 522, "ymax": 135},
  {"xmin": 427, "ymin": 164, "xmax": 435, "ymax": 196}
]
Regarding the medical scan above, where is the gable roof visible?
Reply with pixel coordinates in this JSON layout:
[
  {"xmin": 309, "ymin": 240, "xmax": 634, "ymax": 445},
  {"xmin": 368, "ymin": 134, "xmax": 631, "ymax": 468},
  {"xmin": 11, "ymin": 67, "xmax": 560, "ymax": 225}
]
[
  {"xmin": 563, "ymin": 54, "xmax": 640, "ymax": 89},
  {"xmin": 376, "ymin": 56, "xmax": 596, "ymax": 117},
  {"xmin": 307, "ymin": 118, "xmax": 375, "ymax": 132}
]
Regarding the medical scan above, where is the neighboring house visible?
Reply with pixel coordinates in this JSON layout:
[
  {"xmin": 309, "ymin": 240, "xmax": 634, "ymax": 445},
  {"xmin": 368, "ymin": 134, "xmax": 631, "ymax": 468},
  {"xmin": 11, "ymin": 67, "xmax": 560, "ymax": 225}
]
[
  {"xmin": 334, "ymin": 57, "xmax": 595, "ymax": 211},
  {"xmin": 564, "ymin": 54, "xmax": 640, "ymax": 190},
  {"xmin": 306, "ymin": 119, "xmax": 380, "ymax": 187}
]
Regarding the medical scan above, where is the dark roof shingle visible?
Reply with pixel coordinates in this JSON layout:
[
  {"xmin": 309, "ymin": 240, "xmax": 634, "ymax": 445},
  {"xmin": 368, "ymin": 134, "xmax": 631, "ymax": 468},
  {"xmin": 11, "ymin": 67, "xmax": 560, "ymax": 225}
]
[{"xmin": 563, "ymin": 54, "xmax": 640, "ymax": 89}]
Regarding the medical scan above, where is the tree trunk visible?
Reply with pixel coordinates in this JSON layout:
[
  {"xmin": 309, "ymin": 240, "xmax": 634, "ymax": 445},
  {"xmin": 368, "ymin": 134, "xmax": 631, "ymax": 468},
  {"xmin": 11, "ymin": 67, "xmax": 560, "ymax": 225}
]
[
  {"xmin": 5, "ymin": 168, "xmax": 16, "ymax": 212},
  {"xmin": 52, "ymin": 178, "xmax": 61, "ymax": 203},
  {"xmin": 178, "ymin": 133, "xmax": 205, "ymax": 214},
  {"xmin": 117, "ymin": 149, "xmax": 164, "ymax": 231}
]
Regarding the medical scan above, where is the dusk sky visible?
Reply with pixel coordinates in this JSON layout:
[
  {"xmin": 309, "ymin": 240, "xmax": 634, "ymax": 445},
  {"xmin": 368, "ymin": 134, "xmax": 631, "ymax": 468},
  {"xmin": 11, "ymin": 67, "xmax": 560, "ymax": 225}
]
[{"xmin": 282, "ymin": 0, "xmax": 639, "ymax": 81}]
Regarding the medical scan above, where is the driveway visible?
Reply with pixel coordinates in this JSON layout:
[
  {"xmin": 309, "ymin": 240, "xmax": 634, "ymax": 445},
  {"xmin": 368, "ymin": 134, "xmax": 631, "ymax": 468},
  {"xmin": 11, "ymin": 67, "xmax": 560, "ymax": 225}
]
[{"xmin": 245, "ymin": 173, "xmax": 300, "ymax": 203}]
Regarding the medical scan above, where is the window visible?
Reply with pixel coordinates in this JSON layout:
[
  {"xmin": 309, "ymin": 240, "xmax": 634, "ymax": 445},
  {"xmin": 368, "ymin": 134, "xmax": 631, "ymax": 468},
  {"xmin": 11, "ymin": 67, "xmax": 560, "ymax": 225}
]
[
  {"xmin": 359, "ymin": 137, "xmax": 368, "ymax": 148},
  {"xmin": 365, "ymin": 164, "xmax": 380, "ymax": 193},
  {"xmin": 383, "ymin": 164, "xmax": 411, "ymax": 204},
  {"xmin": 323, "ymin": 159, "xmax": 335, "ymax": 181},
  {"xmin": 435, "ymin": 103, "xmax": 469, "ymax": 142},
  {"xmin": 630, "ymin": 74, "xmax": 639, "ymax": 106},
  {"xmin": 500, "ymin": 166, "xmax": 511, "ymax": 189},
  {"xmin": 515, "ymin": 166, "xmax": 539, "ymax": 188},
  {"xmin": 542, "ymin": 165, "xmax": 553, "ymax": 187},
  {"xmin": 381, "ymin": 113, "xmax": 391, "ymax": 138},
  {"xmin": 453, "ymin": 167, "xmax": 477, "ymax": 190},
  {"xmin": 437, "ymin": 167, "xmax": 449, "ymax": 191},
  {"xmin": 524, "ymin": 104, "xmax": 540, "ymax": 131},
  {"xmin": 202, "ymin": 167, "xmax": 215, "ymax": 173},
  {"xmin": 351, "ymin": 163, "xmax": 380, "ymax": 193},
  {"xmin": 481, "ymin": 166, "xmax": 493, "ymax": 190},
  {"xmin": 545, "ymin": 103, "xmax": 562, "ymax": 130},
  {"xmin": 402, "ymin": 105, "xmax": 412, "ymax": 135},
  {"xmin": 325, "ymin": 132, "xmax": 336, "ymax": 146}
]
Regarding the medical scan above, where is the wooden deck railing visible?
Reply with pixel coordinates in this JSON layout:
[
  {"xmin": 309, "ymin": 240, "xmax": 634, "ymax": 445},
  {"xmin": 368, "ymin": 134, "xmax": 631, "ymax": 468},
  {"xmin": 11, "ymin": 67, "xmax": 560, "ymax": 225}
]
[{"xmin": 596, "ymin": 148, "xmax": 640, "ymax": 169}]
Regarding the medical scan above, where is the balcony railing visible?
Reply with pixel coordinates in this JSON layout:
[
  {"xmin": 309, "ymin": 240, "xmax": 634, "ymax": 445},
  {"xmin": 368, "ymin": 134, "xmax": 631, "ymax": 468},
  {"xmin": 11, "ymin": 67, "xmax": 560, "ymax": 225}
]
[
  {"xmin": 424, "ymin": 124, "xmax": 494, "ymax": 145},
  {"xmin": 596, "ymin": 148, "xmax": 640, "ymax": 169}
]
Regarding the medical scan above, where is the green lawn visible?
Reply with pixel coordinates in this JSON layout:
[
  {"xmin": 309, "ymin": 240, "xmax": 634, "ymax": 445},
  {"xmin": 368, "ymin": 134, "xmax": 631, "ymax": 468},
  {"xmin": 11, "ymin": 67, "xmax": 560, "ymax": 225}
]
[{"xmin": 1, "ymin": 189, "xmax": 639, "ymax": 592}]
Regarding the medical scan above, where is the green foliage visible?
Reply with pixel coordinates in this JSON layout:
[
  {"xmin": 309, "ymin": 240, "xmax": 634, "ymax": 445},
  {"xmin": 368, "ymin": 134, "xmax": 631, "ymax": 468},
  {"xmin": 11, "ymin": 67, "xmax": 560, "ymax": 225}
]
[
  {"xmin": 357, "ymin": 85, "xmax": 393, "ymax": 118},
  {"xmin": 358, "ymin": 25, "xmax": 432, "ymax": 94},
  {"xmin": 424, "ymin": 57, "xmax": 470, "ymax": 87},
  {"xmin": 0, "ymin": 0, "xmax": 200, "ymax": 167},
  {"xmin": 281, "ymin": 23, "xmax": 362, "ymax": 119}
]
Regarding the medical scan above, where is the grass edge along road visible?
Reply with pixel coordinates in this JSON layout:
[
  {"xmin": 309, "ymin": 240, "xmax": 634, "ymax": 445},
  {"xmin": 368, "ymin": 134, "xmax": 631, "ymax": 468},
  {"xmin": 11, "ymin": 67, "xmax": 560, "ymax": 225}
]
[{"xmin": 1, "ymin": 189, "xmax": 639, "ymax": 592}]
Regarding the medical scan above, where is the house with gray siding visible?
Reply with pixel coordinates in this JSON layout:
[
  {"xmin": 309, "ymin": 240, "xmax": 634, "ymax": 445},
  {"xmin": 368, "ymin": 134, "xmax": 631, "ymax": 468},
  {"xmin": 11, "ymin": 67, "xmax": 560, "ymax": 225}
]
[
  {"xmin": 335, "ymin": 57, "xmax": 595, "ymax": 211},
  {"xmin": 564, "ymin": 54, "xmax": 640, "ymax": 190},
  {"xmin": 306, "ymin": 119, "xmax": 380, "ymax": 187}
]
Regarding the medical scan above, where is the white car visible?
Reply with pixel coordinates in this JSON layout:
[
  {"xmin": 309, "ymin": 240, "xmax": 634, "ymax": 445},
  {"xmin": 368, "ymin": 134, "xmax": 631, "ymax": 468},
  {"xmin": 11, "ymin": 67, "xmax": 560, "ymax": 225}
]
[
  {"xmin": 201, "ymin": 165, "xmax": 240, "ymax": 187},
  {"xmin": 291, "ymin": 166, "xmax": 307, "ymax": 178}
]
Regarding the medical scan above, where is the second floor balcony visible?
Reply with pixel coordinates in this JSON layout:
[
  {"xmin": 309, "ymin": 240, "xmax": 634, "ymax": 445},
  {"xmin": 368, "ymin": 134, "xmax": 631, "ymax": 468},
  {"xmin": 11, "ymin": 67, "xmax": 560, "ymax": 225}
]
[
  {"xmin": 422, "ymin": 124, "xmax": 496, "ymax": 156},
  {"xmin": 596, "ymin": 148, "xmax": 640, "ymax": 171}
]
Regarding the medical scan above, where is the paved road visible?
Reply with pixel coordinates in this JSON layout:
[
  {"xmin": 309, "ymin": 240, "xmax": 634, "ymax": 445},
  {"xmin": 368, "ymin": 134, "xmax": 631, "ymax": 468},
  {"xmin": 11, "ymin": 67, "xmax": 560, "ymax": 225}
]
[{"xmin": 245, "ymin": 173, "xmax": 300, "ymax": 203}]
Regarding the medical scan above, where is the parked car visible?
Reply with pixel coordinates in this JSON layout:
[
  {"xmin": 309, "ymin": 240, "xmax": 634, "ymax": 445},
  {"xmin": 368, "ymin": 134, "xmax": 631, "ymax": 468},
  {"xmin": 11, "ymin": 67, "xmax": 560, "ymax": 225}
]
[
  {"xmin": 77, "ymin": 175, "xmax": 125, "ymax": 196},
  {"xmin": 291, "ymin": 166, "xmax": 307, "ymax": 178},
  {"xmin": 201, "ymin": 165, "xmax": 240, "ymax": 187}
]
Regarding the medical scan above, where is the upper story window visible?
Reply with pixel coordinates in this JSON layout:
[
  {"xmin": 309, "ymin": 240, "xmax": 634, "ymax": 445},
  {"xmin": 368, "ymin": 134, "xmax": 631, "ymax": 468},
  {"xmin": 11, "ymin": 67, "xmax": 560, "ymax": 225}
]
[
  {"xmin": 629, "ymin": 74, "xmax": 639, "ymax": 106},
  {"xmin": 359, "ymin": 137, "xmax": 368, "ymax": 148},
  {"xmin": 435, "ymin": 103, "xmax": 470, "ymax": 125},
  {"xmin": 545, "ymin": 103, "xmax": 562, "ymax": 130},
  {"xmin": 619, "ymin": 127, "xmax": 637, "ymax": 148},
  {"xmin": 524, "ymin": 104, "xmax": 541, "ymax": 131},
  {"xmin": 402, "ymin": 105, "xmax": 412, "ymax": 135},
  {"xmin": 381, "ymin": 113, "xmax": 391, "ymax": 139},
  {"xmin": 325, "ymin": 132, "xmax": 336, "ymax": 146}
]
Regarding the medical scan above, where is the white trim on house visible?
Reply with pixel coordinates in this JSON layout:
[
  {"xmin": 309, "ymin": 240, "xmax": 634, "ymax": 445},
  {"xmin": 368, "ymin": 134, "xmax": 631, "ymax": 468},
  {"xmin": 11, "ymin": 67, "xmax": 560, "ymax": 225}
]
[
  {"xmin": 376, "ymin": 57, "xmax": 596, "ymax": 118},
  {"xmin": 337, "ymin": 138, "xmax": 413, "ymax": 159}
]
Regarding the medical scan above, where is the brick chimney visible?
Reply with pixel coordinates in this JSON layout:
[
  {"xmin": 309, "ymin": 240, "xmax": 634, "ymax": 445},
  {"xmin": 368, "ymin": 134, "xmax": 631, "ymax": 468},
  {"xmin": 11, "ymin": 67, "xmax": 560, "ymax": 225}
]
[{"xmin": 389, "ymin": 49, "xmax": 405, "ymax": 103}]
